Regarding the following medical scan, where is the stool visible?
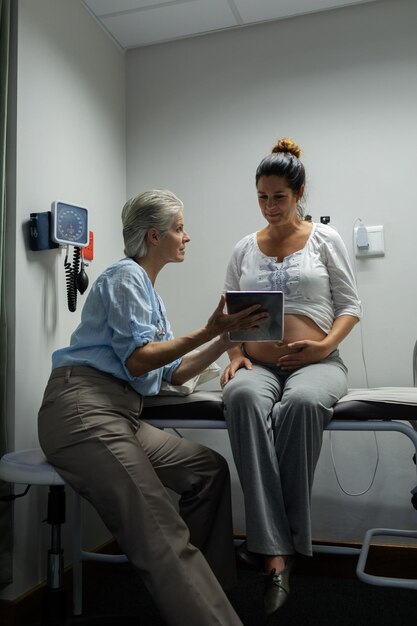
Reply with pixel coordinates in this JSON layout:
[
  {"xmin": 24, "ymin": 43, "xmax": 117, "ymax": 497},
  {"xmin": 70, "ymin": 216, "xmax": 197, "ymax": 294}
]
[
  {"xmin": 0, "ymin": 448, "xmax": 134, "ymax": 625},
  {"xmin": 0, "ymin": 449, "xmax": 67, "ymax": 625}
]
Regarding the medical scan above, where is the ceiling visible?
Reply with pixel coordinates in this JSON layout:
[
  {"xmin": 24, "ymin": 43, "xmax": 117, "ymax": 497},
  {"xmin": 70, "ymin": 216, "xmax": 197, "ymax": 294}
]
[{"xmin": 81, "ymin": 0, "xmax": 379, "ymax": 49}]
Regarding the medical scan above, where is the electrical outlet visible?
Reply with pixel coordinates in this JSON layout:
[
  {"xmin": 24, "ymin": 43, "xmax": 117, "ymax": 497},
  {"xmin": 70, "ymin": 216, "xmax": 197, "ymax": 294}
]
[
  {"xmin": 354, "ymin": 225, "xmax": 384, "ymax": 257},
  {"xmin": 83, "ymin": 231, "xmax": 94, "ymax": 261}
]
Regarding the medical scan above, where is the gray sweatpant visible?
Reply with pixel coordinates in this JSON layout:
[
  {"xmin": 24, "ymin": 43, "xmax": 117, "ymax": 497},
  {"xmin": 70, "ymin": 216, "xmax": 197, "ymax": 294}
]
[
  {"xmin": 38, "ymin": 366, "xmax": 242, "ymax": 626},
  {"xmin": 222, "ymin": 351, "xmax": 348, "ymax": 557}
]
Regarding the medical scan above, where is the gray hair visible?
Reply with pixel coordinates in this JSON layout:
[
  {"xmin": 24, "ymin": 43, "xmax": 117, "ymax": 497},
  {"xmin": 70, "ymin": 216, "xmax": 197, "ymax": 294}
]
[{"xmin": 122, "ymin": 189, "xmax": 184, "ymax": 258}]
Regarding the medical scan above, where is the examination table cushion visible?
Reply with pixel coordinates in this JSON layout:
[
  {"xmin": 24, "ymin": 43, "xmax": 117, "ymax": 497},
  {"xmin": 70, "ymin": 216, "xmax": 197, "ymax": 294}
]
[{"xmin": 141, "ymin": 389, "xmax": 417, "ymax": 428}]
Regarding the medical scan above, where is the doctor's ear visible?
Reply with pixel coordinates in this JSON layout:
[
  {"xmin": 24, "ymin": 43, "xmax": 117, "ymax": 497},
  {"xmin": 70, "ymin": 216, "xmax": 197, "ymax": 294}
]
[{"xmin": 147, "ymin": 228, "xmax": 160, "ymax": 246}]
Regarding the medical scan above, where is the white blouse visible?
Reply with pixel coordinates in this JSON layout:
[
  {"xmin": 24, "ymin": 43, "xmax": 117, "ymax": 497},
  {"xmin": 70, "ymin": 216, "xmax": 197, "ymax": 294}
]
[{"xmin": 224, "ymin": 222, "xmax": 362, "ymax": 334}]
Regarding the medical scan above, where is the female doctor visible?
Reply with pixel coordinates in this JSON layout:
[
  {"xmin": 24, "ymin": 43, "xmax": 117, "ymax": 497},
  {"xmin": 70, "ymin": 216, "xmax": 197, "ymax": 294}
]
[{"xmin": 38, "ymin": 189, "xmax": 266, "ymax": 626}]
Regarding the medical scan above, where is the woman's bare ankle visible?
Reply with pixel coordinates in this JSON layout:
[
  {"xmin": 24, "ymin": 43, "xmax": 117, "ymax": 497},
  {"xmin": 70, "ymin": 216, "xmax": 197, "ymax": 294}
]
[{"xmin": 264, "ymin": 555, "xmax": 287, "ymax": 574}]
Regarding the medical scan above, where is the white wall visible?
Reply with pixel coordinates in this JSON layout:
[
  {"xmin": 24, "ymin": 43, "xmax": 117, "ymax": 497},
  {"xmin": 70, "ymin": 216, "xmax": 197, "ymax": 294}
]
[
  {"xmin": 126, "ymin": 0, "xmax": 417, "ymax": 541},
  {"xmin": 1, "ymin": 0, "xmax": 126, "ymax": 600}
]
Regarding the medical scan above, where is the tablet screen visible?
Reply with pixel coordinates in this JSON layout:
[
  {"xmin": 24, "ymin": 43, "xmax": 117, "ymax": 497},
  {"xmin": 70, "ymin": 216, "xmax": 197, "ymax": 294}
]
[{"xmin": 225, "ymin": 291, "xmax": 284, "ymax": 342}]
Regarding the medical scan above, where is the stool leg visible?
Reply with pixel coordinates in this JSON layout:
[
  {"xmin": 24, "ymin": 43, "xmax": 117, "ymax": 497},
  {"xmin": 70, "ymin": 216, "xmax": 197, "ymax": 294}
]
[
  {"xmin": 41, "ymin": 485, "xmax": 67, "ymax": 626},
  {"xmin": 72, "ymin": 492, "xmax": 83, "ymax": 616}
]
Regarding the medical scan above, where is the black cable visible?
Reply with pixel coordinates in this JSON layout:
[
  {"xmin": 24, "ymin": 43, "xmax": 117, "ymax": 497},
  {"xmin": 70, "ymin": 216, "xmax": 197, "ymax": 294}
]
[
  {"xmin": 64, "ymin": 246, "xmax": 81, "ymax": 312},
  {"xmin": 0, "ymin": 484, "xmax": 31, "ymax": 501}
]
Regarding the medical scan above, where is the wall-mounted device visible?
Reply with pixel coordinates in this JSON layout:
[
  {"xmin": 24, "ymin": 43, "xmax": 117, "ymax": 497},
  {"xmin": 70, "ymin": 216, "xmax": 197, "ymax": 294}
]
[
  {"xmin": 354, "ymin": 224, "xmax": 385, "ymax": 258},
  {"xmin": 51, "ymin": 201, "xmax": 90, "ymax": 312},
  {"xmin": 29, "ymin": 201, "xmax": 93, "ymax": 312},
  {"xmin": 50, "ymin": 201, "xmax": 89, "ymax": 247},
  {"xmin": 29, "ymin": 211, "xmax": 60, "ymax": 251}
]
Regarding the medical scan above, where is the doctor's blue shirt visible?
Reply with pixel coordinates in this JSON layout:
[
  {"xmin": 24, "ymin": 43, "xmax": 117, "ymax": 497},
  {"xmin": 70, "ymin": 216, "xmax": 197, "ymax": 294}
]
[{"xmin": 52, "ymin": 258, "xmax": 181, "ymax": 396}]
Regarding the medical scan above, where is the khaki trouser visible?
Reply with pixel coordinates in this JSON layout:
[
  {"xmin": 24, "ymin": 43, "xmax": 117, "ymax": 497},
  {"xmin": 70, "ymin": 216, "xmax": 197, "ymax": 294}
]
[{"xmin": 38, "ymin": 366, "xmax": 242, "ymax": 626}]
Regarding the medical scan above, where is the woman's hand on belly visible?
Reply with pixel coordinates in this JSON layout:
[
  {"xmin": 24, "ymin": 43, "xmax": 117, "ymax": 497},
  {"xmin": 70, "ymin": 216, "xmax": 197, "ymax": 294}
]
[
  {"xmin": 277, "ymin": 339, "xmax": 333, "ymax": 370},
  {"xmin": 278, "ymin": 313, "xmax": 359, "ymax": 370}
]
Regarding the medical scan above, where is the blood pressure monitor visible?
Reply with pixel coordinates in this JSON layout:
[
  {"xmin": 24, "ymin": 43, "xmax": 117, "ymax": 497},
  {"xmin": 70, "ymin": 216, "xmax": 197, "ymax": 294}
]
[{"xmin": 51, "ymin": 201, "xmax": 89, "ymax": 247}]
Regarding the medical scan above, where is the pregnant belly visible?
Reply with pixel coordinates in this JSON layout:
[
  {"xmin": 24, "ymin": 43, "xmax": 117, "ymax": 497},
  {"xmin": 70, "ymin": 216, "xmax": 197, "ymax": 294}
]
[{"xmin": 244, "ymin": 314, "xmax": 327, "ymax": 364}]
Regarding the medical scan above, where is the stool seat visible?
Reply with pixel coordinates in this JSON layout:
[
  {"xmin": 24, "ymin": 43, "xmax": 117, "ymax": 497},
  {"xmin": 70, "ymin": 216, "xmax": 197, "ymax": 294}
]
[
  {"xmin": 0, "ymin": 448, "xmax": 65, "ymax": 486},
  {"xmin": 0, "ymin": 448, "xmax": 135, "ymax": 623}
]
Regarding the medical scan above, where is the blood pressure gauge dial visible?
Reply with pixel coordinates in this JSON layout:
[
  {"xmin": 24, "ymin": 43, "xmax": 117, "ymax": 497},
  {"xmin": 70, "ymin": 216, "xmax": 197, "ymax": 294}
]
[{"xmin": 51, "ymin": 201, "xmax": 89, "ymax": 247}]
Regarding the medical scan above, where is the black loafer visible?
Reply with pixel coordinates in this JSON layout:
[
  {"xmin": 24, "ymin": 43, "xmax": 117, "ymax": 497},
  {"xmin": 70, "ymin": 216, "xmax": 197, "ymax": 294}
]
[
  {"xmin": 236, "ymin": 541, "xmax": 263, "ymax": 571},
  {"xmin": 263, "ymin": 557, "xmax": 294, "ymax": 616}
]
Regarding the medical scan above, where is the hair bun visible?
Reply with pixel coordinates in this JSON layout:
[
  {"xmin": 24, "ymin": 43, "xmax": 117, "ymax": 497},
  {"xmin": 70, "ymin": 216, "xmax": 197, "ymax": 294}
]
[{"xmin": 272, "ymin": 138, "xmax": 302, "ymax": 159}]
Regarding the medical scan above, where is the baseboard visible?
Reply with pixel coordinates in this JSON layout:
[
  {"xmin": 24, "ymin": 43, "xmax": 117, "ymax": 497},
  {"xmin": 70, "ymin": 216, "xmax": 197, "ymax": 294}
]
[{"xmin": 1, "ymin": 539, "xmax": 416, "ymax": 626}]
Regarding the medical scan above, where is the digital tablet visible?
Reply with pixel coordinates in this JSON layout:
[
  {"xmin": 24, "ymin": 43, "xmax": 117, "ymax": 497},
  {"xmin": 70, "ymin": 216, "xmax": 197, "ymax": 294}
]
[{"xmin": 225, "ymin": 291, "xmax": 284, "ymax": 342}]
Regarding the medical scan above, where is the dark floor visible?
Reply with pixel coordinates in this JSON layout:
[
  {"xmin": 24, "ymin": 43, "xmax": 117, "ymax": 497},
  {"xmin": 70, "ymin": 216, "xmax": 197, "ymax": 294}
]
[
  {"xmin": 13, "ymin": 551, "xmax": 417, "ymax": 626},
  {"xmin": 73, "ymin": 556, "xmax": 417, "ymax": 626}
]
